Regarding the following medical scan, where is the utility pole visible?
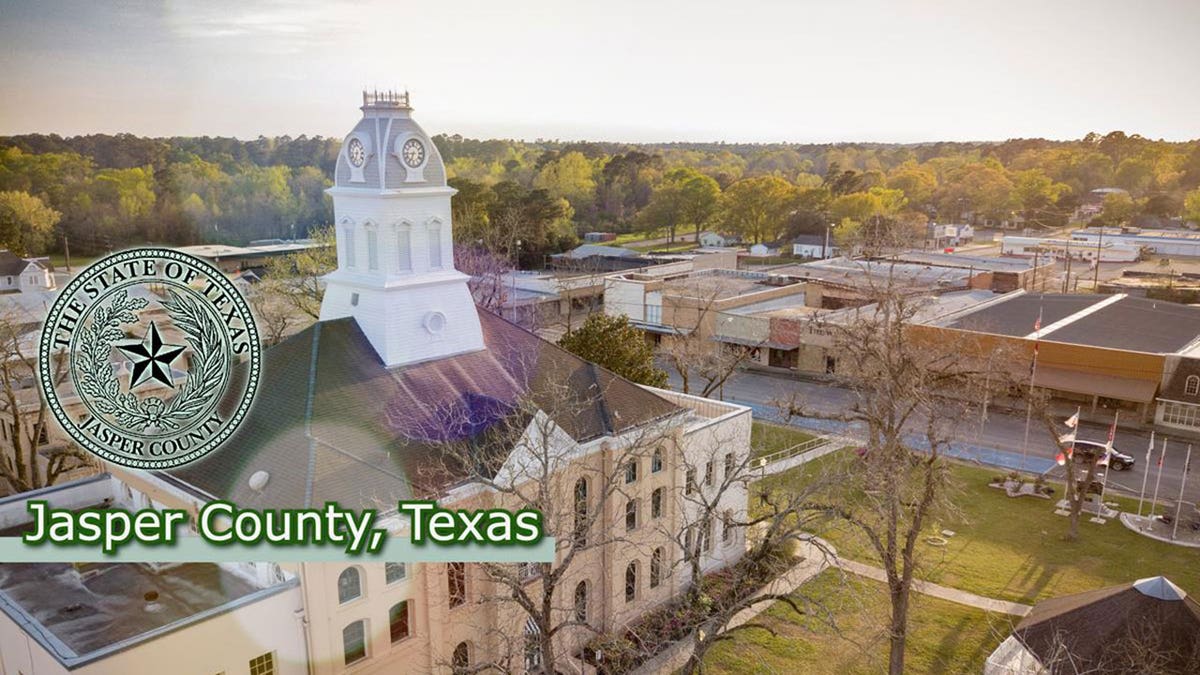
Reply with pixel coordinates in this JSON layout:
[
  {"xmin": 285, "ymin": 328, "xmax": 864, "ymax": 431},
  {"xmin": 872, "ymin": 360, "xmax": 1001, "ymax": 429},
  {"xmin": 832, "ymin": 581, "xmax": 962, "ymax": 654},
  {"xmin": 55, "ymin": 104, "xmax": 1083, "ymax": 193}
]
[
  {"xmin": 1093, "ymin": 227, "xmax": 1104, "ymax": 290},
  {"xmin": 62, "ymin": 233, "xmax": 72, "ymax": 274}
]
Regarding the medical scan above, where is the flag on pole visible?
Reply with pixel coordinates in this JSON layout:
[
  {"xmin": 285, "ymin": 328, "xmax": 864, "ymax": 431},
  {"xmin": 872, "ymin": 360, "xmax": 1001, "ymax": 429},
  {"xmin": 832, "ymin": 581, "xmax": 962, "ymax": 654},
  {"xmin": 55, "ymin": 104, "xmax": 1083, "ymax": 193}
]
[
  {"xmin": 1058, "ymin": 431, "xmax": 1077, "ymax": 445},
  {"xmin": 1146, "ymin": 432, "xmax": 1154, "ymax": 464},
  {"xmin": 1064, "ymin": 411, "xmax": 1079, "ymax": 428},
  {"xmin": 1105, "ymin": 411, "xmax": 1119, "ymax": 450},
  {"xmin": 1056, "ymin": 451, "xmax": 1067, "ymax": 466}
]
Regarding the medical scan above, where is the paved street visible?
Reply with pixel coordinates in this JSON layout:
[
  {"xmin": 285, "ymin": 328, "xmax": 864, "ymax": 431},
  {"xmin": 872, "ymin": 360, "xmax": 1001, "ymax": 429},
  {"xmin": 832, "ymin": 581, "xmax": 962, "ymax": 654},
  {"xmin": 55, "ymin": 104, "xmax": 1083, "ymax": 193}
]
[{"xmin": 666, "ymin": 367, "xmax": 1200, "ymax": 506}]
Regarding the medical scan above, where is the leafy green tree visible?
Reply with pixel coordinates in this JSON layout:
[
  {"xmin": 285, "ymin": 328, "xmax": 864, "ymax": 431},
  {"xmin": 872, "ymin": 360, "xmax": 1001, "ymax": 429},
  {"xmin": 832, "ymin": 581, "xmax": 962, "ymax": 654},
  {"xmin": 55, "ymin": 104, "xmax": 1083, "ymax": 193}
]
[
  {"xmin": 532, "ymin": 151, "xmax": 595, "ymax": 216},
  {"xmin": 1098, "ymin": 191, "xmax": 1136, "ymax": 226},
  {"xmin": 719, "ymin": 175, "xmax": 796, "ymax": 243},
  {"xmin": 0, "ymin": 190, "xmax": 60, "ymax": 254},
  {"xmin": 886, "ymin": 161, "xmax": 938, "ymax": 207},
  {"xmin": 638, "ymin": 168, "xmax": 720, "ymax": 243},
  {"xmin": 1183, "ymin": 188, "xmax": 1200, "ymax": 225},
  {"xmin": 1012, "ymin": 169, "xmax": 1070, "ymax": 228},
  {"xmin": 557, "ymin": 314, "xmax": 667, "ymax": 388}
]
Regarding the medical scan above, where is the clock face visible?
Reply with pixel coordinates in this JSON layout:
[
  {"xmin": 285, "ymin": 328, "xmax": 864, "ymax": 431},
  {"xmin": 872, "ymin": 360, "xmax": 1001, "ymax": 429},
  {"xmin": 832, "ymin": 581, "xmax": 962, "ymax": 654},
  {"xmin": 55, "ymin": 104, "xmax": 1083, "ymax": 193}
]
[
  {"xmin": 402, "ymin": 138, "xmax": 425, "ymax": 168},
  {"xmin": 347, "ymin": 138, "xmax": 366, "ymax": 168}
]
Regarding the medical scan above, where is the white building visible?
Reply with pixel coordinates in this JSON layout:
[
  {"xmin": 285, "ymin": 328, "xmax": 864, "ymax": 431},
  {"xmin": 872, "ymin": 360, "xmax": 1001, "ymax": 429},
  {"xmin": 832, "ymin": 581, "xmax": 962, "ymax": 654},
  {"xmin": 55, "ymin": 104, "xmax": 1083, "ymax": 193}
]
[
  {"xmin": 0, "ymin": 250, "xmax": 55, "ymax": 293},
  {"xmin": 1070, "ymin": 227, "xmax": 1200, "ymax": 258},
  {"xmin": 0, "ymin": 92, "xmax": 753, "ymax": 675},
  {"xmin": 791, "ymin": 234, "xmax": 839, "ymax": 259},
  {"xmin": 698, "ymin": 231, "xmax": 740, "ymax": 248},
  {"xmin": 1000, "ymin": 236, "xmax": 1141, "ymax": 262}
]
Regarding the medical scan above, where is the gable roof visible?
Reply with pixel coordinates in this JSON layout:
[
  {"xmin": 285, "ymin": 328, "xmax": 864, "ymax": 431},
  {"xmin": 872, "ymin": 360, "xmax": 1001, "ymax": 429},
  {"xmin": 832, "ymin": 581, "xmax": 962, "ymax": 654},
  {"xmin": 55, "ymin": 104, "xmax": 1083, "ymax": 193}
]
[
  {"xmin": 1013, "ymin": 576, "xmax": 1200, "ymax": 672},
  {"xmin": 164, "ymin": 310, "xmax": 680, "ymax": 510},
  {"xmin": 0, "ymin": 250, "xmax": 33, "ymax": 277},
  {"xmin": 1162, "ymin": 358, "xmax": 1200, "ymax": 401},
  {"xmin": 792, "ymin": 234, "xmax": 828, "ymax": 246}
]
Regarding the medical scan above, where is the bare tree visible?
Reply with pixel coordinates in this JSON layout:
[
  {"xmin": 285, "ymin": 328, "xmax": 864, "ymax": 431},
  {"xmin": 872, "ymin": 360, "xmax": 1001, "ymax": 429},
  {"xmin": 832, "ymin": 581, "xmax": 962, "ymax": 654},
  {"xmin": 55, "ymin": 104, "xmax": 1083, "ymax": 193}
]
[
  {"xmin": 454, "ymin": 244, "xmax": 513, "ymax": 315},
  {"xmin": 246, "ymin": 278, "xmax": 308, "ymax": 346},
  {"xmin": 0, "ymin": 307, "xmax": 93, "ymax": 492},
  {"xmin": 656, "ymin": 275, "xmax": 764, "ymax": 397},
  {"xmin": 263, "ymin": 225, "xmax": 337, "ymax": 319},
  {"xmin": 796, "ymin": 275, "xmax": 999, "ymax": 675},
  {"xmin": 417, "ymin": 376, "xmax": 679, "ymax": 675},
  {"xmin": 1036, "ymin": 398, "xmax": 1105, "ymax": 542}
]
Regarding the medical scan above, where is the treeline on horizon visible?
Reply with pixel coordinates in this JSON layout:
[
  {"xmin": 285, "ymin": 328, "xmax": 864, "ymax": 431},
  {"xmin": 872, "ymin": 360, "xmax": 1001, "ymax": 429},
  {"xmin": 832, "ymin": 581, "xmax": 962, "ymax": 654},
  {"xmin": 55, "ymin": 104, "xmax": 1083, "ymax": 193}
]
[{"xmin": 1, "ymin": 130, "xmax": 1199, "ymax": 261}]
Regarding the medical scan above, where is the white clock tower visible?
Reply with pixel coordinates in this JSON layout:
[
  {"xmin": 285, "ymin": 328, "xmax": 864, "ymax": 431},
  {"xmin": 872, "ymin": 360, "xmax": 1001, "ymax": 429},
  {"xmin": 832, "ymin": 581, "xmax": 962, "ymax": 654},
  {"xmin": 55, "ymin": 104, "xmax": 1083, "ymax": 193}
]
[{"xmin": 319, "ymin": 91, "xmax": 484, "ymax": 366}]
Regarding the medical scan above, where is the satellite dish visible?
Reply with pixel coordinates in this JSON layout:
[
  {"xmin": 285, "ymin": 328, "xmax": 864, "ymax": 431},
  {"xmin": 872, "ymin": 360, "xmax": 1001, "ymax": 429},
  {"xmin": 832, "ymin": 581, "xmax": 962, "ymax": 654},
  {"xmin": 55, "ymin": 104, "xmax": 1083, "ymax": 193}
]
[{"xmin": 249, "ymin": 470, "xmax": 270, "ymax": 492}]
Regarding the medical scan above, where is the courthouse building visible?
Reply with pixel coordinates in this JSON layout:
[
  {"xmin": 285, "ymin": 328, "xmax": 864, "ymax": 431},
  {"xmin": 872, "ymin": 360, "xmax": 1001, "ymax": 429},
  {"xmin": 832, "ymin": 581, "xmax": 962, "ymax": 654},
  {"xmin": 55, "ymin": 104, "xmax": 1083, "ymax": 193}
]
[{"xmin": 0, "ymin": 93, "xmax": 751, "ymax": 674}]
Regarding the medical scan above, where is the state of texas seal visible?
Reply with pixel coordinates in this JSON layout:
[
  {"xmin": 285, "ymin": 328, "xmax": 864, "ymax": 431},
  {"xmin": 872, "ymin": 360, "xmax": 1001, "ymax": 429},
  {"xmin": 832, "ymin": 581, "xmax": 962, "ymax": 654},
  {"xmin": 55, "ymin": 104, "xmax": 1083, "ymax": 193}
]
[{"xmin": 39, "ymin": 248, "xmax": 261, "ymax": 469}]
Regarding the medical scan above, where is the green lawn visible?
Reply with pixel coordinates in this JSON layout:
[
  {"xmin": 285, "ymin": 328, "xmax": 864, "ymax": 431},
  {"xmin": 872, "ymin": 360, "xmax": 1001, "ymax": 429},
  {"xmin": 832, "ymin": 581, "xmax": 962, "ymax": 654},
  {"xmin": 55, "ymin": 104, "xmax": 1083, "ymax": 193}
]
[
  {"xmin": 47, "ymin": 253, "xmax": 99, "ymax": 271},
  {"xmin": 764, "ymin": 454, "xmax": 1200, "ymax": 604},
  {"xmin": 751, "ymin": 421, "xmax": 818, "ymax": 459},
  {"xmin": 704, "ymin": 570, "xmax": 1009, "ymax": 674}
]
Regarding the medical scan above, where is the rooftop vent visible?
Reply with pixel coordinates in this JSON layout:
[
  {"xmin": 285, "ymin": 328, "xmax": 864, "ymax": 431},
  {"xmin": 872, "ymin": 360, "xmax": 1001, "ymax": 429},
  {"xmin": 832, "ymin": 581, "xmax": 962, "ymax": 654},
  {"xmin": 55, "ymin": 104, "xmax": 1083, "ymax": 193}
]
[
  {"xmin": 143, "ymin": 590, "xmax": 164, "ymax": 613},
  {"xmin": 1133, "ymin": 576, "xmax": 1186, "ymax": 601}
]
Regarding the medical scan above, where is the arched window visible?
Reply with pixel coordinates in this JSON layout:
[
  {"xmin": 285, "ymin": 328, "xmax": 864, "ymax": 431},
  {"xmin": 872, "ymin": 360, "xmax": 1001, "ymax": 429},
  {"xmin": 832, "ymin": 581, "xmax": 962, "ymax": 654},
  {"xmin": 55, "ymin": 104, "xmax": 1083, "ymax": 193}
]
[
  {"xmin": 651, "ymin": 447, "xmax": 664, "ymax": 473},
  {"xmin": 342, "ymin": 620, "xmax": 367, "ymax": 665},
  {"xmin": 337, "ymin": 567, "xmax": 362, "ymax": 604},
  {"xmin": 389, "ymin": 601, "xmax": 410, "ymax": 643},
  {"xmin": 573, "ymin": 477, "xmax": 588, "ymax": 545},
  {"xmin": 452, "ymin": 642, "xmax": 470, "ymax": 674},
  {"xmin": 574, "ymin": 580, "xmax": 588, "ymax": 622},
  {"xmin": 447, "ymin": 562, "xmax": 466, "ymax": 608},
  {"xmin": 396, "ymin": 222, "xmax": 412, "ymax": 272},
  {"xmin": 625, "ymin": 499, "xmax": 638, "ymax": 531},
  {"xmin": 650, "ymin": 547, "xmax": 664, "ymax": 588},
  {"xmin": 625, "ymin": 560, "xmax": 638, "ymax": 603},
  {"xmin": 428, "ymin": 219, "xmax": 443, "ymax": 269},
  {"xmin": 651, "ymin": 487, "xmax": 664, "ymax": 519},
  {"xmin": 385, "ymin": 562, "xmax": 406, "ymax": 584},
  {"xmin": 1186, "ymin": 375, "xmax": 1200, "ymax": 396}
]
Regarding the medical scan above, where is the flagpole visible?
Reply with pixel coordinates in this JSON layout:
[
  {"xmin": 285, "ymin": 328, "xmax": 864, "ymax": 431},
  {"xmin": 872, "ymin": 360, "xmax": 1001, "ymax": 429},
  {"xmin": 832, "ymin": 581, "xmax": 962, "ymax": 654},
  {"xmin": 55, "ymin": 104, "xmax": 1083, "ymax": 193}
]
[
  {"xmin": 1171, "ymin": 444, "xmax": 1192, "ymax": 541},
  {"xmin": 1021, "ymin": 302, "xmax": 1045, "ymax": 472},
  {"xmin": 1148, "ymin": 437, "xmax": 1167, "ymax": 531},
  {"xmin": 1137, "ymin": 431, "xmax": 1154, "ymax": 517},
  {"xmin": 1099, "ymin": 411, "xmax": 1119, "ymax": 511}
]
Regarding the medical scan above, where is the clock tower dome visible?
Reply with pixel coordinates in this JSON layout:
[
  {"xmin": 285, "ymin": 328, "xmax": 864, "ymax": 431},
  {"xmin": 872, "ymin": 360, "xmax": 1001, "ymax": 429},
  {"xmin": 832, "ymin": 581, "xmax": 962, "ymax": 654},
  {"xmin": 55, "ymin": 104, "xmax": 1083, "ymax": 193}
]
[{"xmin": 319, "ymin": 90, "xmax": 484, "ymax": 366}]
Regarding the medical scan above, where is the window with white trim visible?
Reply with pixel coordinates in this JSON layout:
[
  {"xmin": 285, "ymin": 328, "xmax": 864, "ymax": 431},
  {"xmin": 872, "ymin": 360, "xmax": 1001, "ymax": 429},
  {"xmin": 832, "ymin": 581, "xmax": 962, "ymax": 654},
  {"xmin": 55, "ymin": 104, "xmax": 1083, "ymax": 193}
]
[
  {"xmin": 343, "ymin": 227, "xmax": 356, "ymax": 268},
  {"xmin": 248, "ymin": 652, "xmax": 275, "ymax": 675},
  {"xmin": 1186, "ymin": 375, "xmax": 1200, "ymax": 396},
  {"xmin": 396, "ymin": 225, "xmax": 412, "ymax": 272},
  {"xmin": 428, "ymin": 221, "xmax": 443, "ymax": 268}
]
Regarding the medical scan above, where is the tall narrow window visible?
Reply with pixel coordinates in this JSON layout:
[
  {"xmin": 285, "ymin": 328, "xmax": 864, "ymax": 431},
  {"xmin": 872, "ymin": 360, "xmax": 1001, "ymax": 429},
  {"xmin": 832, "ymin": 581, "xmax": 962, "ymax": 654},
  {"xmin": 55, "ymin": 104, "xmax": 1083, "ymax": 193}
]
[
  {"xmin": 1187, "ymin": 375, "xmax": 1200, "ymax": 396},
  {"xmin": 686, "ymin": 469, "xmax": 697, "ymax": 495},
  {"xmin": 452, "ymin": 642, "xmax": 470, "ymax": 674},
  {"xmin": 337, "ymin": 567, "xmax": 362, "ymax": 604},
  {"xmin": 342, "ymin": 620, "xmax": 367, "ymax": 665},
  {"xmin": 524, "ymin": 618, "xmax": 543, "ymax": 671},
  {"xmin": 625, "ymin": 460, "xmax": 638, "ymax": 484},
  {"xmin": 650, "ymin": 547, "xmax": 664, "ymax": 588},
  {"xmin": 723, "ymin": 510, "xmax": 734, "ymax": 543},
  {"xmin": 651, "ymin": 447, "xmax": 664, "ymax": 473},
  {"xmin": 367, "ymin": 228, "xmax": 379, "ymax": 270},
  {"xmin": 344, "ymin": 227, "xmax": 356, "ymax": 268},
  {"xmin": 625, "ymin": 561, "xmax": 638, "ymax": 603},
  {"xmin": 724, "ymin": 453, "xmax": 736, "ymax": 480},
  {"xmin": 428, "ymin": 221, "xmax": 443, "ymax": 268},
  {"xmin": 396, "ymin": 225, "xmax": 412, "ymax": 272},
  {"xmin": 447, "ymin": 562, "xmax": 466, "ymax": 608},
  {"xmin": 651, "ymin": 488, "xmax": 663, "ymax": 519},
  {"xmin": 705, "ymin": 460, "xmax": 714, "ymax": 487},
  {"xmin": 625, "ymin": 499, "xmax": 638, "ymax": 531},
  {"xmin": 573, "ymin": 477, "xmax": 588, "ymax": 546},
  {"xmin": 574, "ymin": 581, "xmax": 588, "ymax": 622},
  {"xmin": 389, "ymin": 601, "xmax": 410, "ymax": 643}
]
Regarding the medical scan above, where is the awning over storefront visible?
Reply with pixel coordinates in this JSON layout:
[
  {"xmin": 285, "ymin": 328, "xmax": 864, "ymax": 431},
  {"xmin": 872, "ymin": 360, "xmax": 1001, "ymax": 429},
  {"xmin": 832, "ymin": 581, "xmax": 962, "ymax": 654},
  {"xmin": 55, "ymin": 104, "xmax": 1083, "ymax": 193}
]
[
  {"xmin": 632, "ymin": 322, "xmax": 690, "ymax": 336},
  {"xmin": 1033, "ymin": 366, "xmax": 1158, "ymax": 403},
  {"xmin": 712, "ymin": 334, "xmax": 794, "ymax": 350}
]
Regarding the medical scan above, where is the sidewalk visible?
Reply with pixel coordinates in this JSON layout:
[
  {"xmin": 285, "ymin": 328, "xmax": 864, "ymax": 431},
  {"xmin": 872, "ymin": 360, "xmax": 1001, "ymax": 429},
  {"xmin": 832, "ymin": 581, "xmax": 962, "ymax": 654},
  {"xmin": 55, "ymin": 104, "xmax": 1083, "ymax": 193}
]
[{"xmin": 837, "ymin": 558, "xmax": 1032, "ymax": 617}]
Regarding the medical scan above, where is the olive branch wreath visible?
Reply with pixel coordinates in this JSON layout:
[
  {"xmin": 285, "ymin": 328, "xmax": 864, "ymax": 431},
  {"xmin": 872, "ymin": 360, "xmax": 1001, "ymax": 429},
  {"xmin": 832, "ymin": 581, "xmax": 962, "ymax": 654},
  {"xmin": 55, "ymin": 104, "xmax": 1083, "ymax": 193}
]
[{"xmin": 75, "ymin": 289, "xmax": 228, "ymax": 432}]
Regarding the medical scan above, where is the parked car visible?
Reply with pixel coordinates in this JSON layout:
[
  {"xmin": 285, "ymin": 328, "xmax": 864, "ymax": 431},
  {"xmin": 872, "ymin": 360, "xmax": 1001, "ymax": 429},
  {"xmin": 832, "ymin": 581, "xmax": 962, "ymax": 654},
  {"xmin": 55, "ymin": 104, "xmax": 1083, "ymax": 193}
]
[{"xmin": 1072, "ymin": 440, "xmax": 1135, "ymax": 471}]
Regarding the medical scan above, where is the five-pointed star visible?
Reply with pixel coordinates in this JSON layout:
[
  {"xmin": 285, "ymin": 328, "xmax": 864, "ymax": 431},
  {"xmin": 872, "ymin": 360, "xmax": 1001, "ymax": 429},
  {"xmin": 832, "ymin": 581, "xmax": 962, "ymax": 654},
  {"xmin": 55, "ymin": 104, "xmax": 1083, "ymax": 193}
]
[{"xmin": 116, "ymin": 322, "xmax": 187, "ymax": 389}]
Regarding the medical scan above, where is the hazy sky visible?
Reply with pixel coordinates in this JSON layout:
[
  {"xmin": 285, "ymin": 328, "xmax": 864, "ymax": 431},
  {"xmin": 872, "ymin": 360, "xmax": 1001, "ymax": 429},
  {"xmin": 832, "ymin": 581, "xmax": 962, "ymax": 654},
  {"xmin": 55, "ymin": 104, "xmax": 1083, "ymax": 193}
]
[{"xmin": 1, "ymin": 0, "xmax": 1198, "ymax": 143}]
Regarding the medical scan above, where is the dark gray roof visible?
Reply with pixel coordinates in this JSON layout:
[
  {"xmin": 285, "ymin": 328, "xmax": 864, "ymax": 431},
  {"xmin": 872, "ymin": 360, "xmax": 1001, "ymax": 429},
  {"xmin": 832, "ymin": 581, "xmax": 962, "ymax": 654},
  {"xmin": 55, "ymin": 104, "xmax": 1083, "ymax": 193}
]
[
  {"xmin": 1013, "ymin": 577, "xmax": 1200, "ymax": 672},
  {"xmin": 948, "ymin": 294, "xmax": 1099, "ymax": 337},
  {"xmin": 1161, "ymin": 358, "xmax": 1200, "ymax": 401},
  {"xmin": 0, "ymin": 250, "xmax": 32, "ymax": 276},
  {"xmin": 947, "ymin": 293, "xmax": 1200, "ymax": 353},
  {"xmin": 165, "ymin": 310, "xmax": 680, "ymax": 510}
]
